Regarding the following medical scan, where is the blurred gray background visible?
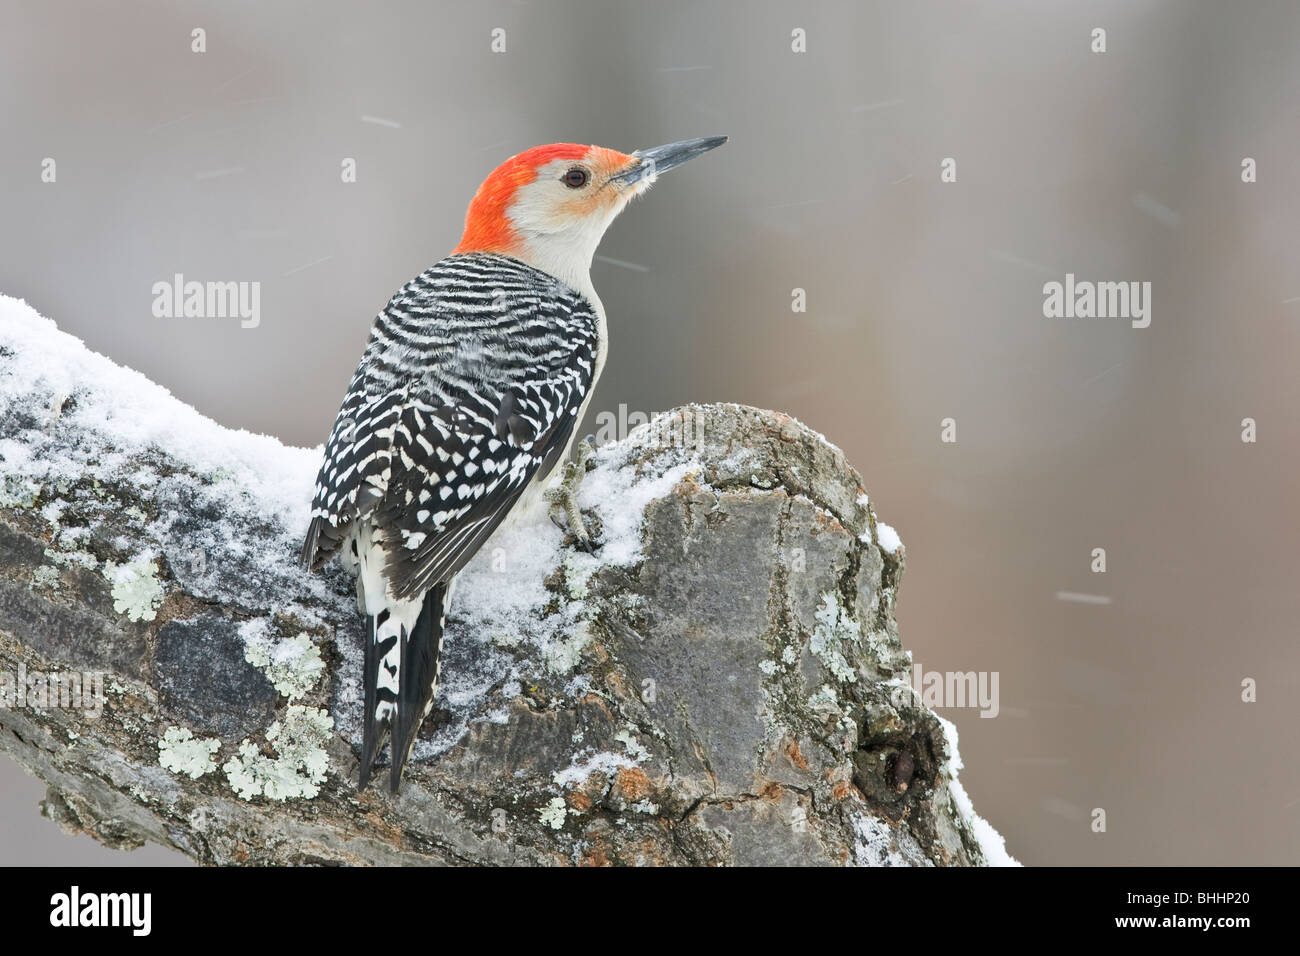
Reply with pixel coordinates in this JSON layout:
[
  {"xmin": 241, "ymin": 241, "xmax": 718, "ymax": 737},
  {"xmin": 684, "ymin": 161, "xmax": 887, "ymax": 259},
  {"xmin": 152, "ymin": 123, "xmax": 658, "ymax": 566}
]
[{"xmin": 2, "ymin": 0, "xmax": 1298, "ymax": 866}]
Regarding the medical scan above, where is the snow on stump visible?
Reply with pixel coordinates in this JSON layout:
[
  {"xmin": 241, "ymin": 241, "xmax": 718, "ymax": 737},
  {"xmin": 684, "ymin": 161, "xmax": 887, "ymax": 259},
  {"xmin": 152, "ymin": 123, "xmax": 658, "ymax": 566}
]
[{"xmin": 0, "ymin": 295, "xmax": 1015, "ymax": 866}]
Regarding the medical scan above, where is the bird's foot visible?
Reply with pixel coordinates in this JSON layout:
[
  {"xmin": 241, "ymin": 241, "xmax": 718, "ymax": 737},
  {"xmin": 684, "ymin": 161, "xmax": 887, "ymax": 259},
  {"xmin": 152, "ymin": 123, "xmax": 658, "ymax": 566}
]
[{"xmin": 546, "ymin": 436, "xmax": 598, "ymax": 551}]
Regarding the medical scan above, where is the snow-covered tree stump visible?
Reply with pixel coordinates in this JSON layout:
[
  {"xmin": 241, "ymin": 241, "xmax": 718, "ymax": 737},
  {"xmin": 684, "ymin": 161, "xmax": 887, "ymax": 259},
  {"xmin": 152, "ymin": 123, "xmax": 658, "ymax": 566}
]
[{"xmin": 0, "ymin": 296, "xmax": 1015, "ymax": 866}]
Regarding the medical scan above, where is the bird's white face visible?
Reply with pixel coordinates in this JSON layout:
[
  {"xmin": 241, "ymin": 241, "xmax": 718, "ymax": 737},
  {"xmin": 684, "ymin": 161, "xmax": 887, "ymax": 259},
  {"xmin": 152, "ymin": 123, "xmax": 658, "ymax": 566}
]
[{"xmin": 504, "ymin": 148, "xmax": 647, "ymax": 290}]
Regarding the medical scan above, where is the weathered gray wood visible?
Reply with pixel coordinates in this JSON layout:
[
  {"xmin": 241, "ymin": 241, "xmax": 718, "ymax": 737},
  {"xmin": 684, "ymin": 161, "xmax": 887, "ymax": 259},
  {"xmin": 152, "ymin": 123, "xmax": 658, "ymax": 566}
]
[{"xmin": 0, "ymin": 304, "xmax": 1012, "ymax": 865}]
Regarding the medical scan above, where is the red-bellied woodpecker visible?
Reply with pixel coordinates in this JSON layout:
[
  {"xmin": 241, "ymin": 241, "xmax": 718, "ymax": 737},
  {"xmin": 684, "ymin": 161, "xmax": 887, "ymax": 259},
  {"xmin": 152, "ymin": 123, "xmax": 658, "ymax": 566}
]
[{"xmin": 301, "ymin": 136, "xmax": 727, "ymax": 792}]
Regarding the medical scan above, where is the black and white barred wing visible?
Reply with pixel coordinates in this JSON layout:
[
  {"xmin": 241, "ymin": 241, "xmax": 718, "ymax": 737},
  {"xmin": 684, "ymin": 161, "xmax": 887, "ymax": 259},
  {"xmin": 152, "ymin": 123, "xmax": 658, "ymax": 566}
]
[
  {"xmin": 302, "ymin": 253, "xmax": 599, "ymax": 594},
  {"xmin": 302, "ymin": 349, "xmax": 593, "ymax": 599},
  {"xmin": 300, "ymin": 375, "xmax": 407, "ymax": 571},
  {"xmin": 377, "ymin": 364, "xmax": 589, "ymax": 601}
]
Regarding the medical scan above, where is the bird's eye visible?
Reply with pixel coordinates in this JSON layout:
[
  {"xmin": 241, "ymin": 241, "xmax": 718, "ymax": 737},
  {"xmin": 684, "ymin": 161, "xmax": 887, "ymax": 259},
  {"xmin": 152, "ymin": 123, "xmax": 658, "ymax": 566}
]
[{"xmin": 563, "ymin": 167, "xmax": 590, "ymax": 189}]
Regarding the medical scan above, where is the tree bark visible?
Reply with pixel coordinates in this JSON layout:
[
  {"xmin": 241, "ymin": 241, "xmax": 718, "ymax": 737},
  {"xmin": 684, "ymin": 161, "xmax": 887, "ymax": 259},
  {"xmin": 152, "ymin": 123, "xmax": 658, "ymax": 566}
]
[{"xmin": 0, "ymin": 300, "xmax": 1014, "ymax": 865}]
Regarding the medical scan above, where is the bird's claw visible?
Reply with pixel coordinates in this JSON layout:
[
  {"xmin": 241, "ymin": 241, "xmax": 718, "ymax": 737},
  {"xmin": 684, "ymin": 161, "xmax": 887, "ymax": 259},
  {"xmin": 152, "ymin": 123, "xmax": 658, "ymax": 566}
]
[{"xmin": 546, "ymin": 438, "xmax": 597, "ymax": 551}]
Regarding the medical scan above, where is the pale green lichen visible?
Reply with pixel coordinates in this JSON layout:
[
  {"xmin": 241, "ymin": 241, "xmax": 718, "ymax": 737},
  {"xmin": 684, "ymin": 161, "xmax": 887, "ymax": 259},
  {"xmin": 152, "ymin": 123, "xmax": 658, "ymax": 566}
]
[
  {"xmin": 562, "ymin": 552, "xmax": 596, "ymax": 600},
  {"xmin": 225, "ymin": 625, "xmax": 330, "ymax": 800},
  {"xmin": 223, "ymin": 705, "xmax": 334, "ymax": 801},
  {"xmin": 806, "ymin": 682, "xmax": 857, "ymax": 735},
  {"xmin": 31, "ymin": 565, "xmax": 61, "ymax": 590},
  {"xmin": 614, "ymin": 729, "xmax": 650, "ymax": 762},
  {"xmin": 807, "ymin": 683, "xmax": 841, "ymax": 716},
  {"xmin": 539, "ymin": 796, "xmax": 569, "ymax": 829},
  {"xmin": 243, "ymin": 630, "xmax": 324, "ymax": 700},
  {"xmin": 865, "ymin": 627, "xmax": 893, "ymax": 657},
  {"xmin": 104, "ymin": 558, "xmax": 164, "ymax": 622},
  {"xmin": 810, "ymin": 593, "xmax": 860, "ymax": 683},
  {"xmin": 544, "ymin": 624, "xmax": 592, "ymax": 675},
  {"xmin": 0, "ymin": 475, "xmax": 42, "ymax": 508},
  {"xmin": 158, "ymin": 726, "xmax": 219, "ymax": 779},
  {"xmin": 759, "ymin": 659, "xmax": 778, "ymax": 676}
]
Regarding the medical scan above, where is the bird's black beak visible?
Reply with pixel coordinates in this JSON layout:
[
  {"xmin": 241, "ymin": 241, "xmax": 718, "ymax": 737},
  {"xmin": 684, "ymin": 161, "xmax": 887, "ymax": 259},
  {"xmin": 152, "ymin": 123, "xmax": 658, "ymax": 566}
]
[{"xmin": 610, "ymin": 135, "xmax": 728, "ymax": 187}]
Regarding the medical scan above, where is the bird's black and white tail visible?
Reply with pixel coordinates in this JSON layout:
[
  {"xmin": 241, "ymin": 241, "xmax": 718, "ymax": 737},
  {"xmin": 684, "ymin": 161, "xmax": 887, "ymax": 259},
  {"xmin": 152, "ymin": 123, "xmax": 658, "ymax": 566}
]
[{"xmin": 356, "ymin": 524, "xmax": 448, "ymax": 793}]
